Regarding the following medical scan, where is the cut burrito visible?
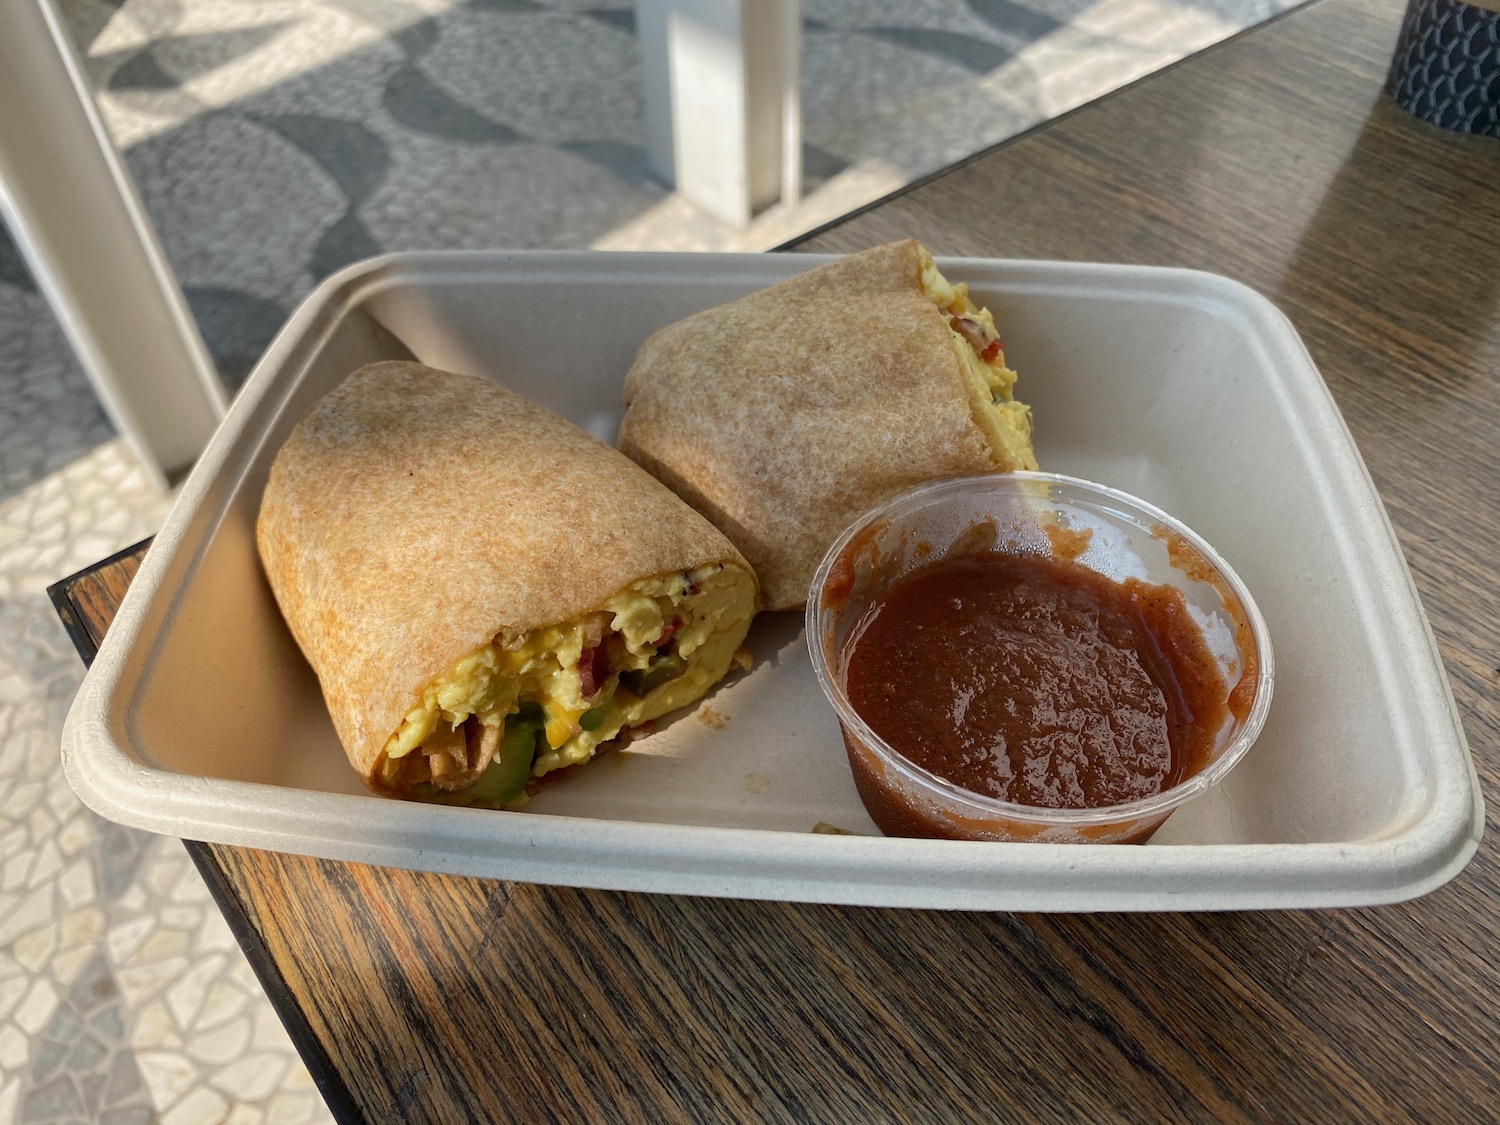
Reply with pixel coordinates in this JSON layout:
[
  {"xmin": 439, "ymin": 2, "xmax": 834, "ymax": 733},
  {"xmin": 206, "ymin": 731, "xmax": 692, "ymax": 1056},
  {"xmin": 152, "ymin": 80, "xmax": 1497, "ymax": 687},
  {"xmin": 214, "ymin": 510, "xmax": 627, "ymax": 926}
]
[
  {"xmin": 257, "ymin": 361, "xmax": 758, "ymax": 805},
  {"xmin": 618, "ymin": 239, "xmax": 1037, "ymax": 611}
]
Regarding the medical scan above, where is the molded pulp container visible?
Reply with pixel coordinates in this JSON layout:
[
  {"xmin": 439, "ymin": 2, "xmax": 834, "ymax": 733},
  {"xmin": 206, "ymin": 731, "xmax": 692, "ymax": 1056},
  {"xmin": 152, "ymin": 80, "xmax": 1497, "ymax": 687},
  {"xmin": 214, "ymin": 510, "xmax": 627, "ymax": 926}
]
[
  {"xmin": 807, "ymin": 473, "xmax": 1275, "ymax": 845},
  {"xmin": 61, "ymin": 252, "xmax": 1482, "ymax": 911}
]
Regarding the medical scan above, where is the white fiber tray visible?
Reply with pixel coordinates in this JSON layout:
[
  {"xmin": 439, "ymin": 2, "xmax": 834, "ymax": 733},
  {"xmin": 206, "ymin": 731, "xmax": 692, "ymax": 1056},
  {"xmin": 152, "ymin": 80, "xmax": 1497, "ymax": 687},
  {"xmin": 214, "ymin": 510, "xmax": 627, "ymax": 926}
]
[{"xmin": 62, "ymin": 252, "xmax": 1482, "ymax": 911}]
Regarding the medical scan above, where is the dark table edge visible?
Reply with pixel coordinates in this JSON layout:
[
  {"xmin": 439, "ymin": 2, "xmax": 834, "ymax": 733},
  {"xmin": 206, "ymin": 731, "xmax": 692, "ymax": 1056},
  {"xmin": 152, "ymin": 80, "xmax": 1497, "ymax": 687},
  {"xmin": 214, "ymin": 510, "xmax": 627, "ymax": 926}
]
[
  {"xmin": 44, "ymin": 7, "xmax": 1338, "ymax": 1117},
  {"xmin": 49, "ymin": 542, "xmax": 366, "ymax": 1125},
  {"xmin": 775, "ymin": 0, "xmax": 1325, "ymax": 254},
  {"xmin": 45, "ymin": 537, "xmax": 152, "ymax": 668},
  {"xmin": 183, "ymin": 844, "xmax": 366, "ymax": 1125}
]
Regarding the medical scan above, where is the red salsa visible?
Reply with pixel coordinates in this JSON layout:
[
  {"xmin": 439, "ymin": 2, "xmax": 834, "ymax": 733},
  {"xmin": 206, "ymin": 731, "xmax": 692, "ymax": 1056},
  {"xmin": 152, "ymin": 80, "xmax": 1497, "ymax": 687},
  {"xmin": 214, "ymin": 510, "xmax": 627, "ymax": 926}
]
[{"xmin": 841, "ymin": 552, "xmax": 1230, "ymax": 810}]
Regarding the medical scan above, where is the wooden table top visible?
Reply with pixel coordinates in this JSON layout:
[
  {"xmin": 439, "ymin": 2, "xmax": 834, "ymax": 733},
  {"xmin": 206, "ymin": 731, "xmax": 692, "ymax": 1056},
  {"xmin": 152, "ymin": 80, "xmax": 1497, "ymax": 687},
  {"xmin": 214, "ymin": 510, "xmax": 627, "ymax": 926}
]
[{"xmin": 53, "ymin": 0, "xmax": 1500, "ymax": 1118}]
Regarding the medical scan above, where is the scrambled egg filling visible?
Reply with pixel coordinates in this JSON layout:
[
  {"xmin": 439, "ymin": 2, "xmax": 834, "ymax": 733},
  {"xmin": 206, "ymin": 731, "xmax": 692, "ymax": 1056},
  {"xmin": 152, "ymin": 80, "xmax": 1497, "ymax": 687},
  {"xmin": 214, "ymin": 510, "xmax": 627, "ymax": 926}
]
[
  {"xmin": 919, "ymin": 248, "xmax": 1038, "ymax": 470},
  {"xmin": 375, "ymin": 563, "xmax": 753, "ymax": 804}
]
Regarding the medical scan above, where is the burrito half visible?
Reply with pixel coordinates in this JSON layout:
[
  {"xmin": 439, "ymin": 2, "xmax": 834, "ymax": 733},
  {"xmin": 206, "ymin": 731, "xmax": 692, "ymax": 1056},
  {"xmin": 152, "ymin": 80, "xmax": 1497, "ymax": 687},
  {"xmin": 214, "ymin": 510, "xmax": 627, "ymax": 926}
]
[
  {"xmin": 619, "ymin": 239, "xmax": 1036, "ymax": 611},
  {"xmin": 257, "ymin": 361, "xmax": 758, "ymax": 805}
]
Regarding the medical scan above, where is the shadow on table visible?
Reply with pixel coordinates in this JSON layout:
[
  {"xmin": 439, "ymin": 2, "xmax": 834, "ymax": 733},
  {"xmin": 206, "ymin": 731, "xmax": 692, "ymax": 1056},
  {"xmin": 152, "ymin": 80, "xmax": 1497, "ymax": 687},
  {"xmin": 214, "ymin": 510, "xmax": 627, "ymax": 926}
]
[{"xmin": 1274, "ymin": 96, "xmax": 1500, "ymax": 396}]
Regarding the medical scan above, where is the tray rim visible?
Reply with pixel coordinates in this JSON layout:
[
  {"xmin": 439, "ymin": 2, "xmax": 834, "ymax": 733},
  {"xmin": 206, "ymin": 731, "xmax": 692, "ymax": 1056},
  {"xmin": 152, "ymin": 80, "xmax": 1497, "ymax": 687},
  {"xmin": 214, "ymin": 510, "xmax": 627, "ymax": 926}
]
[{"xmin": 61, "ymin": 250, "xmax": 1484, "ymax": 912}]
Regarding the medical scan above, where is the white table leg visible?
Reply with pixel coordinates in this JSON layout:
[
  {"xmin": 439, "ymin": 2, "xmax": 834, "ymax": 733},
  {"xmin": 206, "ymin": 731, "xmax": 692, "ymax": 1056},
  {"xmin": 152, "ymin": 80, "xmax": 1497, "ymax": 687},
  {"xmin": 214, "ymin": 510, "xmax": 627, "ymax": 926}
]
[
  {"xmin": 638, "ymin": 0, "xmax": 802, "ymax": 227},
  {"xmin": 0, "ymin": 0, "xmax": 226, "ymax": 489}
]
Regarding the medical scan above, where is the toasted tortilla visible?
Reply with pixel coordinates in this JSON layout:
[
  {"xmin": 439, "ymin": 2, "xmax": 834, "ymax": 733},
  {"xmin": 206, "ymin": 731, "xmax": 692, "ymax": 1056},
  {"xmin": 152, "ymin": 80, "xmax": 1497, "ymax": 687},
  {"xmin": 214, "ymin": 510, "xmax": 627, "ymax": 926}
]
[
  {"xmin": 618, "ymin": 239, "xmax": 1036, "ymax": 611},
  {"xmin": 257, "ymin": 361, "xmax": 757, "ymax": 797}
]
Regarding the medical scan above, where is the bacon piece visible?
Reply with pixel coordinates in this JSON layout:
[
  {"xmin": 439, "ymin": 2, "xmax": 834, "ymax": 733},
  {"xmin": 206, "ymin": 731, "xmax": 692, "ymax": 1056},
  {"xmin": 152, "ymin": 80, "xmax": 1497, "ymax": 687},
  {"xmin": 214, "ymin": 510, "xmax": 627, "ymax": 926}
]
[
  {"xmin": 653, "ymin": 615, "xmax": 685, "ymax": 648},
  {"xmin": 577, "ymin": 616, "xmax": 612, "ymax": 699},
  {"xmin": 949, "ymin": 315, "xmax": 1000, "ymax": 362},
  {"xmin": 465, "ymin": 717, "xmax": 501, "ymax": 774},
  {"xmin": 578, "ymin": 640, "xmax": 611, "ymax": 700},
  {"xmin": 425, "ymin": 718, "xmax": 501, "ymax": 790},
  {"xmin": 424, "ymin": 723, "xmax": 466, "ymax": 785}
]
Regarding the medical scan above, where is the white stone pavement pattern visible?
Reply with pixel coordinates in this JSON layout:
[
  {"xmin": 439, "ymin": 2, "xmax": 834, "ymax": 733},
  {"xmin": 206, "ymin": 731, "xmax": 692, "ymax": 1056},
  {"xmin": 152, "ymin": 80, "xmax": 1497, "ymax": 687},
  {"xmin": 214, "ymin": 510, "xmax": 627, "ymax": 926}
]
[{"xmin": 0, "ymin": 0, "xmax": 1293, "ymax": 1120}]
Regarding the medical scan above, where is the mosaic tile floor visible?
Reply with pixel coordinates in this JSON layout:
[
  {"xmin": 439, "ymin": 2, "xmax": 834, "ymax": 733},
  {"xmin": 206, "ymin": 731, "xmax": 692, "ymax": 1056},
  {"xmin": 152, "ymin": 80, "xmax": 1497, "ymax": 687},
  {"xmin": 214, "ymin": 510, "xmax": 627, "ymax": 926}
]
[{"xmin": 0, "ymin": 0, "xmax": 1296, "ymax": 1120}]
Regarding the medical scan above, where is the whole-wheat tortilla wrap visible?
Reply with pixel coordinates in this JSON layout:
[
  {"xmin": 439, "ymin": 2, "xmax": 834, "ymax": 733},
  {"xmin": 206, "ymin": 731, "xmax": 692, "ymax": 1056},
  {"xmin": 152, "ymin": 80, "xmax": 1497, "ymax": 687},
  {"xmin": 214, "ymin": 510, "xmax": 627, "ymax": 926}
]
[
  {"xmin": 257, "ymin": 361, "xmax": 758, "ymax": 805},
  {"xmin": 619, "ymin": 239, "xmax": 1036, "ymax": 611}
]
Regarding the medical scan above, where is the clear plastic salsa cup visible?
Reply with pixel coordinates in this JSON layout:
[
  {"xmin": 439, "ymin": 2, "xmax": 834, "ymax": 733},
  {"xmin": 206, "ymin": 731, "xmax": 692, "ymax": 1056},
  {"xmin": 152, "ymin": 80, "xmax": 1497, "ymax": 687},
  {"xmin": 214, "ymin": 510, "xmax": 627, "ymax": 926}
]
[{"xmin": 806, "ymin": 473, "xmax": 1275, "ymax": 844}]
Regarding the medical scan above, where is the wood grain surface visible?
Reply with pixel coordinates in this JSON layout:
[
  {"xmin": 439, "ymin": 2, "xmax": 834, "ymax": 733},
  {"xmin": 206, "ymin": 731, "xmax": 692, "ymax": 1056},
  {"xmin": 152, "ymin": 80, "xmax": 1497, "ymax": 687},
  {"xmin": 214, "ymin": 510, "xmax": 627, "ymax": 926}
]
[
  {"xmin": 55, "ymin": 0, "xmax": 1500, "ymax": 1120},
  {"xmin": 47, "ymin": 538, "xmax": 145, "ymax": 667}
]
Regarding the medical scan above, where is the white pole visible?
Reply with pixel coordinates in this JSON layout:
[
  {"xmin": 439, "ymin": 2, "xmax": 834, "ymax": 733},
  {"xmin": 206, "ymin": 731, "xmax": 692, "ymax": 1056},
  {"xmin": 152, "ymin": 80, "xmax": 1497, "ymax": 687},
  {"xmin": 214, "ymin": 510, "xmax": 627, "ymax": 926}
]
[
  {"xmin": 0, "ymin": 0, "xmax": 227, "ymax": 489},
  {"xmin": 639, "ymin": 0, "xmax": 803, "ymax": 227},
  {"xmin": 780, "ymin": 0, "xmax": 802, "ymax": 210}
]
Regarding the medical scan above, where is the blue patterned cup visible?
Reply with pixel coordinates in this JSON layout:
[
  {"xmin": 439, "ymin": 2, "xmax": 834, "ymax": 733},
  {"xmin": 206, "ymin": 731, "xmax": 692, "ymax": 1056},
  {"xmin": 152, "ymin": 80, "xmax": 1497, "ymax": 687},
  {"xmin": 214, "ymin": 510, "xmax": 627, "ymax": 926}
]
[{"xmin": 1386, "ymin": 0, "xmax": 1500, "ymax": 136}]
